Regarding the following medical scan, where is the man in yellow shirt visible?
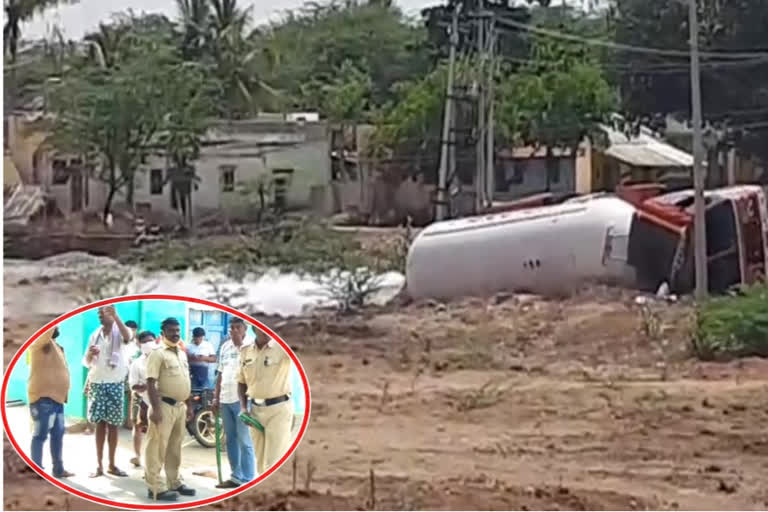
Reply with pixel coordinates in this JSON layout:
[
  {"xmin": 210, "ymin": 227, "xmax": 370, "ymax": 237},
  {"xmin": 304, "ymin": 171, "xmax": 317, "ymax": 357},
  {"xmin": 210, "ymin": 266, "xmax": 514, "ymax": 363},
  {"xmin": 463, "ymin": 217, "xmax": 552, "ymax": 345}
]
[
  {"xmin": 143, "ymin": 317, "xmax": 195, "ymax": 502},
  {"xmin": 236, "ymin": 319, "xmax": 294, "ymax": 475},
  {"xmin": 27, "ymin": 326, "xmax": 74, "ymax": 478}
]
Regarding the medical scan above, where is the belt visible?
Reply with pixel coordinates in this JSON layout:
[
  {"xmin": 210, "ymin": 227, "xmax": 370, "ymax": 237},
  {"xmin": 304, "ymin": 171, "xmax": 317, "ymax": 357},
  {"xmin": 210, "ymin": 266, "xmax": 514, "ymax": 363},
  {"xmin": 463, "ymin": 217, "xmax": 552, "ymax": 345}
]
[
  {"xmin": 251, "ymin": 394, "xmax": 290, "ymax": 407},
  {"xmin": 161, "ymin": 396, "xmax": 184, "ymax": 406}
]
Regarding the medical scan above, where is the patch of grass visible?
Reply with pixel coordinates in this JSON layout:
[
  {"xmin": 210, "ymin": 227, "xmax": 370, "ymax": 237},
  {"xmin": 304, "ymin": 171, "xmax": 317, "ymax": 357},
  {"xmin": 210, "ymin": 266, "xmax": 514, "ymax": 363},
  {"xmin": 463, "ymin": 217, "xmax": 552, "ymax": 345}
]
[
  {"xmin": 121, "ymin": 221, "xmax": 405, "ymax": 278},
  {"xmin": 639, "ymin": 304, "xmax": 663, "ymax": 340},
  {"xmin": 455, "ymin": 379, "xmax": 507, "ymax": 412},
  {"xmin": 692, "ymin": 284, "xmax": 768, "ymax": 361}
]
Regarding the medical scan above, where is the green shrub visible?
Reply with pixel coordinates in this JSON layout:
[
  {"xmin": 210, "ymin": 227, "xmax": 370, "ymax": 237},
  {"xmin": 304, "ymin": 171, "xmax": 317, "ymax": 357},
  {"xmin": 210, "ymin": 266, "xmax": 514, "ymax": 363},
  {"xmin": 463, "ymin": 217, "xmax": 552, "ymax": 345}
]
[{"xmin": 692, "ymin": 284, "xmax": 768, "ymax": 360}]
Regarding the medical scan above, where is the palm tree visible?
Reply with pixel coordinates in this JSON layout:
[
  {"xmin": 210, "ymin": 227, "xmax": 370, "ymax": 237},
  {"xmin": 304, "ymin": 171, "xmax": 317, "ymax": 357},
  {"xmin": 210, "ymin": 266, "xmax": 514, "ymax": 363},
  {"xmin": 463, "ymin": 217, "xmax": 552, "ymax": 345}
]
[
  {"xmin": 209, "ymin": 0, "xmax": 250, "ymax": 36},
  {"xmin": 4, "ymin": 0, "xmax": 77, "ymax": 63},
  {"xmin": 207, "ymin": 0, "xmax": 281, "ymax": 117},
  {"xmin": 176, "ymin": 0, "xmax": 211, "ymax": 59},
  {"xmin": 83, "ymin": 22, "xmax": 130, "ymax": 69}
]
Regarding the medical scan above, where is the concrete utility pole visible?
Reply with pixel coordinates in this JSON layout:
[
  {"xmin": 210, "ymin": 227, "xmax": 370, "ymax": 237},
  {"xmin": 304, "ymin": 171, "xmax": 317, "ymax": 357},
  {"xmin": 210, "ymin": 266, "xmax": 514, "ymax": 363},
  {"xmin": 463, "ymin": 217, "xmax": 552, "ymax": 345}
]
[
  {"xmin": 485, "ymin": 23, "xmax": 496, "ymax": 207},
  {"xmin": 436, "ymin": 5, "xmax": 459, "ymax": 221},
  {"xmin": 688, "ymin": 0, "xmax": 708, "ymax": 299},
  {"xmin": 475, "ymin": 6, "xmax": 486, "ymax": 213}
]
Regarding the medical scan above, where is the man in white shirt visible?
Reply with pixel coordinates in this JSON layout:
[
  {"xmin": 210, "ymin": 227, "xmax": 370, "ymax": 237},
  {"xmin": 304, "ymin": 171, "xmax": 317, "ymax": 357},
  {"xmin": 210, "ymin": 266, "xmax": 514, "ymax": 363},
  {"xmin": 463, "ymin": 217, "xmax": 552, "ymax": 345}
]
[
  {"xmin": 187, "ymin": 327, "xmax": 216, "ymax": 389},
  {"xmin": 82, "ymin": 305, "xmax": 132, "ymax": 478},
  {"xmin": 128, "ymin": 330, "xmax": 158, "ymax": 468},
  {"xmin": 212, "ymin": 318, "xmax": 255, "ymax": 488}
]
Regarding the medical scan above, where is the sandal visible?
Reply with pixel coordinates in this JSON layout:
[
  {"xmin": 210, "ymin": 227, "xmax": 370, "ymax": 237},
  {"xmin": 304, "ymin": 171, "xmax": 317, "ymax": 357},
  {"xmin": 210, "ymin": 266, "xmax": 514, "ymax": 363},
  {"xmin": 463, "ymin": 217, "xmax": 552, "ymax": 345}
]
[
  {"xmin": 89, "ymin": 467, "xmax": 104, "ymax": 478},
  {"xmin": 107, "ymin": 466, "xmax": 128, "ymax": 477},
  {"xmin": 130, "ymin": 457, "xmax": 141, "ymax": 468}
]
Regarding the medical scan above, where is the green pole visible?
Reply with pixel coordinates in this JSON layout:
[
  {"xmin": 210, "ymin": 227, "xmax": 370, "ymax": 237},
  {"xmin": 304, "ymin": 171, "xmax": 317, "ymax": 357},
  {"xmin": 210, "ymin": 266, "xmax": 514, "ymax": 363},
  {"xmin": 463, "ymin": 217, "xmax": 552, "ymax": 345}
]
[{"xmin": 215, "ymin": 412, "xmax": 223, "ymax": 485}]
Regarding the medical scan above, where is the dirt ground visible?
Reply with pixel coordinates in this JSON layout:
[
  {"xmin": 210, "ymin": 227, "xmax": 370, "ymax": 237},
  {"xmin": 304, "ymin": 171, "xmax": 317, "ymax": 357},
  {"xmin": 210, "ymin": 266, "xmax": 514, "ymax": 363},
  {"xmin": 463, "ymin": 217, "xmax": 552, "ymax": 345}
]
[{"xmin": 6, "ymin": 285, "xmax": 768, "ymax": 510}]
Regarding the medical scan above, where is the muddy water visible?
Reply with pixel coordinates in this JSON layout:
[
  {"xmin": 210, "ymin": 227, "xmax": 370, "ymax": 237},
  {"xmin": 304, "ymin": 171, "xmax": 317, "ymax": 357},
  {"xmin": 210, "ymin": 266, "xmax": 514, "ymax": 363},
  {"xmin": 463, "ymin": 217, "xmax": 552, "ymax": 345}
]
[{"xmin": 3, "ymin": 251, "xmax": 405, "ymax": 319}]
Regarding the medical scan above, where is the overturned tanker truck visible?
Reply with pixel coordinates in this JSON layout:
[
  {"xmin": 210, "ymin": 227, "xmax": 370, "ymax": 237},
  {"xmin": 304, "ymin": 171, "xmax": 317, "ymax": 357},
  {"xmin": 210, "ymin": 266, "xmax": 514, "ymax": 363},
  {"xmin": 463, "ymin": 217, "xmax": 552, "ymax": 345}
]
[{"xmin": 405, "ymin": 184, "xmax": 768, "ymax": 301}]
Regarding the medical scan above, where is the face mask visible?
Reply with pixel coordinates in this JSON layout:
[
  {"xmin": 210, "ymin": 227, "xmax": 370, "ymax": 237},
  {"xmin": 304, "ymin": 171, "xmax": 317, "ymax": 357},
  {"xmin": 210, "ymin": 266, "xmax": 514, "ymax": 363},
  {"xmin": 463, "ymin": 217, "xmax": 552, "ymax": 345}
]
[{"xmin": 140, "ymin": 343, "xmax": 154, "ymax": 355}]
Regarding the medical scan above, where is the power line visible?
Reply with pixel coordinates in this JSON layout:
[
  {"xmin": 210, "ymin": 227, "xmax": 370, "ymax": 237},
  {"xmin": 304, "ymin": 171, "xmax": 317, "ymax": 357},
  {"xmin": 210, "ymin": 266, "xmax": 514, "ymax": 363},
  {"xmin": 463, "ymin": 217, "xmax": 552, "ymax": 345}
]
[
  {"xmin": 495, "ymin": 17, "xmax": 768, "ymax": 60},
  {"xmin": 499, "ymin": 54, "xmax": 768, "ymax": 74}
]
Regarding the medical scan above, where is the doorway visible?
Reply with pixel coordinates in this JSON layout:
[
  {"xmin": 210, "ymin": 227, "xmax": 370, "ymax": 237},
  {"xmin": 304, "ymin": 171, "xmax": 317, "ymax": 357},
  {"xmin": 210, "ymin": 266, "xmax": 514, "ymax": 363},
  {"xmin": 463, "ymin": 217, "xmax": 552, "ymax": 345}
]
[{"xmin": 187, "ymin": 307, "xmax": 230, "ymax": 385}]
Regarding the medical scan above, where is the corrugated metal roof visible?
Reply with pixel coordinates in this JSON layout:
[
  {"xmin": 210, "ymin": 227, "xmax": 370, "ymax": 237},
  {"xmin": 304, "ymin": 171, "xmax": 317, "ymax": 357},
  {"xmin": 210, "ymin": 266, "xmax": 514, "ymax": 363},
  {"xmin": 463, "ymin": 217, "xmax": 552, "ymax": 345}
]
[
  {"xmin": 4, "ymin": 184, "xmax": 45, "ymax": 226},
  {"xmin": 600, "ymin": 124, "xmax": 693, "ymax": 168}
]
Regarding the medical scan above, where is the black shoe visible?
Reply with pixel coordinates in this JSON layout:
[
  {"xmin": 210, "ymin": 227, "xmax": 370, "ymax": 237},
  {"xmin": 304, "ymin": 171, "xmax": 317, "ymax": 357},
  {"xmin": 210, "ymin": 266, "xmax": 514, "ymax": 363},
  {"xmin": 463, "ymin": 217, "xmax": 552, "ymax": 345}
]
[
  {"xmin": 215, "ymin": 479, "xmax": 240, "ymax": 489},
  {"xmin": 173, "ymin": 484, "xmax": 196, "ymax": 496},
  {"xmin": 147, "ymin": 490, "xmax": 179, "ymax": 501}
]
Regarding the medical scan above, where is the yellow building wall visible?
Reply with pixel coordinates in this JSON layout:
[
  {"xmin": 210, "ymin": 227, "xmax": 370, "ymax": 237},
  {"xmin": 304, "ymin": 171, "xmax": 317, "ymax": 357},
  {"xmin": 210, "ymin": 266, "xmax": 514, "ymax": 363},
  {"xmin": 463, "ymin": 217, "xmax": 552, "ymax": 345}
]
[
  {"xmin": 4, "ymin": 153, "xmax": 21, "ymax": 186},
  {"xmin": 6, "ymin": 115, "xmax": 49, "ymax": 184}
]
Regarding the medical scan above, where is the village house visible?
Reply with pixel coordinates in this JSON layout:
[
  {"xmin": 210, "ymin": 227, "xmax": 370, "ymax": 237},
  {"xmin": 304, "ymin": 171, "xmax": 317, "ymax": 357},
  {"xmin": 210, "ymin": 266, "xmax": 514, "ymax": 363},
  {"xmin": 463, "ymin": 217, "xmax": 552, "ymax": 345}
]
[
  {"xmin": 495, "ymin": 121, "xmax": 695, "ymax": 200},
  {"xmin": 582, "ymin": 122, "xmax": 695, "ymax": 193},
  {"xmin": 4, "ymin": 111, "xmax": 333, "ymax": 225},
  {"xmin": 663, "ymin": 115, "xmax": 767, "ymax": 187},
  {"xmin": 494, "ymin": 146, "xmax": 582, "ymax": 200},
  {"xmin": 329, "ymin": 118, "xmax": 697, "ymax": 225}
]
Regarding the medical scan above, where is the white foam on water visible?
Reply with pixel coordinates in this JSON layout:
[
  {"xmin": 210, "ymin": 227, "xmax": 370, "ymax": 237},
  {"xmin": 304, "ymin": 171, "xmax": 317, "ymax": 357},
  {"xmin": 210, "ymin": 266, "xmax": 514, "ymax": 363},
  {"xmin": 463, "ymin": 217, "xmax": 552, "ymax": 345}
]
[{"xmin": 4, "ymin": 253, "xmax": 406, "ymax": 318}]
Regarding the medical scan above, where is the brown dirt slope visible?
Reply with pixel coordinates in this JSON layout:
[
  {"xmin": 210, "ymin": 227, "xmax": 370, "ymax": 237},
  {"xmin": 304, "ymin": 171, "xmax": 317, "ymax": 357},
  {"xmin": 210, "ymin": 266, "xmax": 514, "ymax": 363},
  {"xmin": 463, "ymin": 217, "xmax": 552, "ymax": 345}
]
[{"xmin": 5, "ymin": 287, "xmax": 768, "ymax": 510}]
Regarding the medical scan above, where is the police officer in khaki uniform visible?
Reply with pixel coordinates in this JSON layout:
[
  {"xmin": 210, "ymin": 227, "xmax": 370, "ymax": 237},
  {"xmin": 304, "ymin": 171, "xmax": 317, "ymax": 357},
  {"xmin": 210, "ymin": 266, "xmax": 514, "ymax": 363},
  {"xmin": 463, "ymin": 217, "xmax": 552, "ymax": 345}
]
[
  {"xmin": 144, "ymin": 317, "xmax": 196, "ymax": 502},
  {"xmin": 236, "ymin": 318, "xmax": 294, "ymax": 475}
]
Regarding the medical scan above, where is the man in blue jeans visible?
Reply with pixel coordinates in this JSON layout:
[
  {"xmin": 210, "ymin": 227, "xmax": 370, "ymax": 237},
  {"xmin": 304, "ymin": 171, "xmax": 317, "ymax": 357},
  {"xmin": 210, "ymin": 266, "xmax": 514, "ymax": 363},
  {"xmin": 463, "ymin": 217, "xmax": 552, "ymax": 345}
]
[
  {"xmin": 27, "ymin": 326, "xmax": 74, "ymax": 478},
  {"xmin": 212, "ymin": 317, "xmax": 255, "ymax": 488}
]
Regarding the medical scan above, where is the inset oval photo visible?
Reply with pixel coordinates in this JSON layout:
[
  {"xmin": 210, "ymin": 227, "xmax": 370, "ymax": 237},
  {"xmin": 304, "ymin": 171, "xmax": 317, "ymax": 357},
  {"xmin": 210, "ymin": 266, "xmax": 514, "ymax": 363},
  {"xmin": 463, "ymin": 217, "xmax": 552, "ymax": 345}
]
[{"xmin": 1, "ymin": 295, "xmax": 311, "ymax": 509}]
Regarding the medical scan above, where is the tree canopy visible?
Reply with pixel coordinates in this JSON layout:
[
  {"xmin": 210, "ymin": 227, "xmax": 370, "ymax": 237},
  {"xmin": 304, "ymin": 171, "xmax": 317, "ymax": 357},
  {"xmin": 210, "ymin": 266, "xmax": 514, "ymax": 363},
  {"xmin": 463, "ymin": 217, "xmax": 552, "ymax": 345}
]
[
  {"xmin": 45, "ymin": 29, "xmax": 215, "ymax": 219},
  {"xmin": 8, "ymin": 0, "xmax": 768, "ymax": 181}
]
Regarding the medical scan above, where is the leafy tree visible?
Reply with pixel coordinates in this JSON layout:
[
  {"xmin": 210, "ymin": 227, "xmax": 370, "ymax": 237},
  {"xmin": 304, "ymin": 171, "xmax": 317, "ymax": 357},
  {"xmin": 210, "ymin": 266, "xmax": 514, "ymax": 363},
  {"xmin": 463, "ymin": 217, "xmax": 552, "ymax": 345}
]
[
  {"xmin": 200, "ymin": 0, "xmax": 281, "ymax": 117},
  {"xmin": 367, "ymin": 61, "xmax": 478, "ymax": 184},
  {"xmin": 3, "ymin": 0, "xmax": 78, "ymax": 62},
  {"xmin": 256, "ymin": 1, "xmax": 430, "ymax": 110},
  {"xmin": 610, "ymin": 0, "xmax": 768, "ymax": 160},
  {"xmin": 82, "ymin": 12, "xmax": 175, "ymax": 69},
  {"xmin": 314, "ymin": 59, "xmax": 372, "ymax": 160},
  {"xmin": 422, "ymin": 0, "xmax": 533, "ymax": 62},
  {"xmin": 369, "ymin": 64, "xmax": 449, "ymax": 158},
  {"xmin": 176, "ymin": 0, "xmax": 211, "ymax": 59},
  {"xmin": 497, "ymin": 37, "xmax": 616, "ymax": 190},
  {"xmin": 160, "ymin": 62, "xmax": 216, "ymax": 228},
  {"xmin": 46, "ymin": 36, "xmax": 213, "ymax": 221}
]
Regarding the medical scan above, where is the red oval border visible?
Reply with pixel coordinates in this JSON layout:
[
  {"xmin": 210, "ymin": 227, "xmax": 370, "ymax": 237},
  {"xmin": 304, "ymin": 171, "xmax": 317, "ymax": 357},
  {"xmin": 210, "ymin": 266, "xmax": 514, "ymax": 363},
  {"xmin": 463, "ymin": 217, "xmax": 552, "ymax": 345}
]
[{"xmin": 1, "ymin": 293, "xmax": 312, "ymax": 510}]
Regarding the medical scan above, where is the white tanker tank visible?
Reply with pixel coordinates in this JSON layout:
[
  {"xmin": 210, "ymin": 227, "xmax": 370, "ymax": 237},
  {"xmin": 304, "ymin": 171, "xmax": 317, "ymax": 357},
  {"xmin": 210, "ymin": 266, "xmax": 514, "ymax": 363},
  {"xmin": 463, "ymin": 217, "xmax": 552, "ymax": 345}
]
[{"xmin": 405, "ymin": 194, "xmax": 639, "ymax": 300}]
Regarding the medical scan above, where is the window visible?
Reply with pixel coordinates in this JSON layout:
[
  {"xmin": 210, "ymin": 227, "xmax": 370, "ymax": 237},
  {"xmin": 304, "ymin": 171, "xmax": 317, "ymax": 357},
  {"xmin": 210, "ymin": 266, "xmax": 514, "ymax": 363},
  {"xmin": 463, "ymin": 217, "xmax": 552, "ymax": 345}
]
[
  {"xmin": 220, "ymin": 165, "xmax": 236, "ymax": 192},
  {"xmin": 52, "ymin": 159, "xmax": 69, "ymax": 185},
  {"xmin": 150, "ymin": 169, "xmax": 164, "ymax": 195}
]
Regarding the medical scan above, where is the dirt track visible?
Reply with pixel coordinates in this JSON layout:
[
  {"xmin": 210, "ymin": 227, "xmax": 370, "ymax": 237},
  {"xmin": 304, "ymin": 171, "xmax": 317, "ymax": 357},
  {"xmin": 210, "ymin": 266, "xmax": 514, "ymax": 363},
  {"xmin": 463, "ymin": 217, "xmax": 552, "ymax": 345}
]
[{"xmin": 5, "ymin": 287, "xmax": 768, "ymax": 510}]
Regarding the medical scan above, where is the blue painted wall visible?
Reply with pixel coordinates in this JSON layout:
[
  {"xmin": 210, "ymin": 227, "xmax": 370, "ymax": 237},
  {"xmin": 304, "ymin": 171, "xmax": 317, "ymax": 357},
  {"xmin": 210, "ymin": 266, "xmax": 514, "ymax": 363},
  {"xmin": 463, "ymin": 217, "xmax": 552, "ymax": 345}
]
[
  {"xmin": 290, "ymin": 364, "xmax": 306, "ymax": 414},
  {"xmin": 7, "ymin": 299, "xmax": 189, "ymax": 420},
  {"xmin": 139, "ymin": 299, "xmax": 188, "ymax": 342}
]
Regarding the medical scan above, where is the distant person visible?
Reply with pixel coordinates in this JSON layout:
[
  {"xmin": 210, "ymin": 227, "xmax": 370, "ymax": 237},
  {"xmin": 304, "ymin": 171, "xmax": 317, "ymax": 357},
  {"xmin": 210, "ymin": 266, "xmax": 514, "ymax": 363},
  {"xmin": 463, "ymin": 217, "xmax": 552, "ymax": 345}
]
[
  {"xmin": 125, "ymin": 321, "xmax": 140, "ymax": 358},
  {"xmin": 187, "ymin": 327, "xmax": 216, "ymax": 389},
  {"xmin": 128, "ymin": 331, "xmax": 158, "ymax": 468},
  {"xmin": 124, "ymin": 320, "xmax": 140, "ymax": 430},
  {"xmin": 237, "ymin": 323, "xmax": 294, "ymax": 475},
  {"xmin": 27, "ymin": 326, "xmax": 74, "ymax": 478},
  {"xmin": 212, "ymin": 318, "xmax": 255, "ymax": 488},
  {"xmin": 82, "ymin": 305, "xmax": 132, "ymax": 478},
  {"xmin": 144, "ymin": 317, "xmax": 195, "ymax": 501}
]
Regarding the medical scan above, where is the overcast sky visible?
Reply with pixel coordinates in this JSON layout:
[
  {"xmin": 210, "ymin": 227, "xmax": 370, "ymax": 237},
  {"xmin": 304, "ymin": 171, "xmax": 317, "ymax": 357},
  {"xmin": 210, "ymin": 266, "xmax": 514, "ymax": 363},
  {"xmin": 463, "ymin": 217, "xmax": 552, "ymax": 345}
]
[{"xmin": 18, "ymin": 0, "xmax": 443, "ymax": 41}]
